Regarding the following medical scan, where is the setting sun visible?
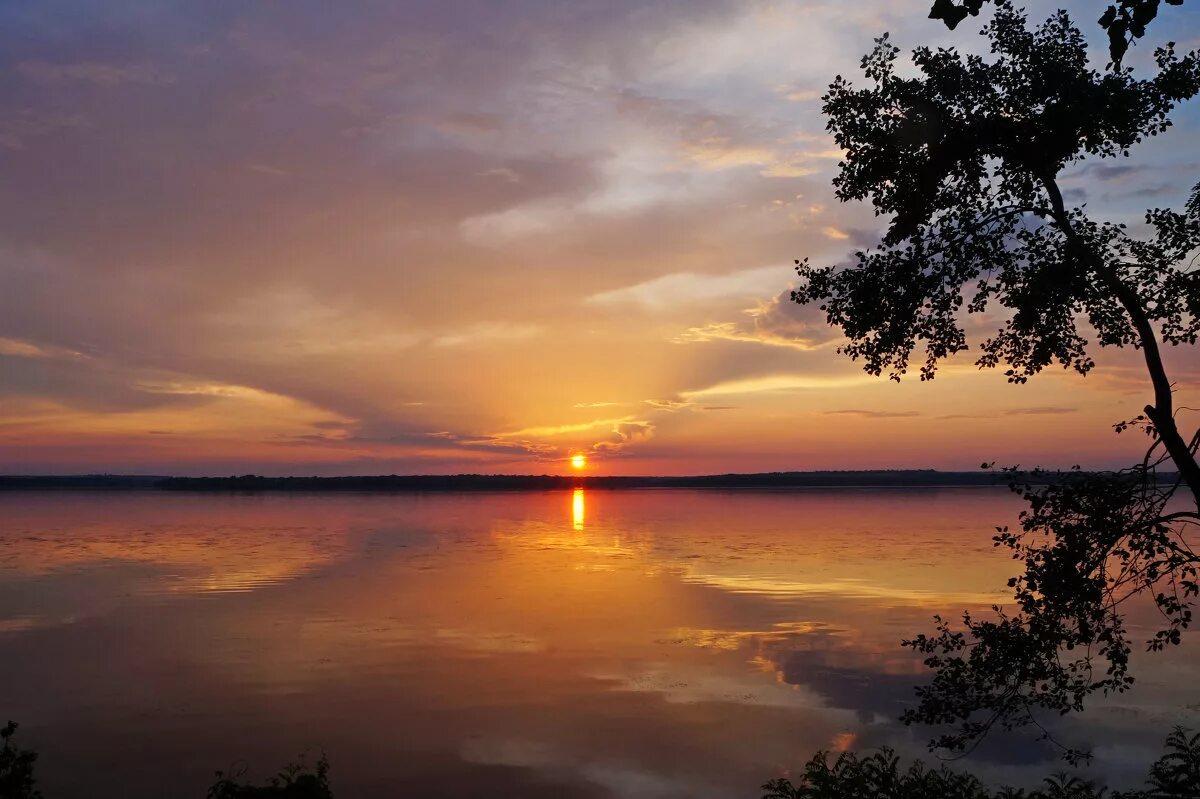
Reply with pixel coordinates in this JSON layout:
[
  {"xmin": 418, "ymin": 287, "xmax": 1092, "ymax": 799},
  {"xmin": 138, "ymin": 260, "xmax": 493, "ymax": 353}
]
[{"xmin": 570, "ymin": 454, "xmax": 587, "ymax": 470}]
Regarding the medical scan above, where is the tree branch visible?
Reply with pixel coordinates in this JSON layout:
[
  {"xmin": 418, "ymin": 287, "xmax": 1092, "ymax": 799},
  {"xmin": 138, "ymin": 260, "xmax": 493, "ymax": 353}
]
[{"xmin": 1039, "ymin": 174, "xmax": 1200, "ymax": 510}]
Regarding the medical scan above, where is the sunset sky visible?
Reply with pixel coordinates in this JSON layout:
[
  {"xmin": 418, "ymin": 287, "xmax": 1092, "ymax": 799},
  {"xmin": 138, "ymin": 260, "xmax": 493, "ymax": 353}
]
[{"xmin": 1, "ymin": 0, "xmax": 1198, "ymax": 476}]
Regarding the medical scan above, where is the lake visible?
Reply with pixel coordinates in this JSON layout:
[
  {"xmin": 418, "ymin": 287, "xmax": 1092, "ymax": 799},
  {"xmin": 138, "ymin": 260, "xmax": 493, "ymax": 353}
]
[{"xmin": 1, "ymin": 488, "xmax": 1196, "ymax": 797}]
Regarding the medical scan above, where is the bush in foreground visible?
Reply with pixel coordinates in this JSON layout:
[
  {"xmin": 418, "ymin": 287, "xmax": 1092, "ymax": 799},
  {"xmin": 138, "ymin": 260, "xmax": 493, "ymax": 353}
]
[
  {"xmin": 206, "ymin": 753, "xmax": 332, "ymax": 799},
  {"xmin": 0, "ymin": 722, "xmax": 41, "ymax": 799},
  {"xmin": 762, "ymin": 727, "xmax": 1200, "ymax": 799}
]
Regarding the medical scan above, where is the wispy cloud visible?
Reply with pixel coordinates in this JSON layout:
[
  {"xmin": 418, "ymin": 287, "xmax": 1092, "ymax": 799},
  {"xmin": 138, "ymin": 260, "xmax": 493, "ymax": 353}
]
[
  {"xmin": 0, "ymin": 110, "xmax": 88, "ymax": 150},
  {"xmin": 672, "ymin": 291, "xmax": 839, "ymax": 351},
  {"xmin": 826, "ymin": 409, "xmax": 920, "ymax": 418},
  {"xmin": 939, "ymin": 406, "xmax": 1077, "ymax": 420},
  {"xmin": 425, "ymin": 431, "xmax": 558, "ymax": 458},
  {"xmin": 776, "ymin": 86, "xmax": 822, "ymax": 102},
  {"xmin": 134, "ymin": 380, "xmax": 286, "ymax": 401},
  {"xmin": 590, "ymin": 420, "xmax": 655, "ymax": 455},
  {"xmin": 432, "ymin": 322, "xmax": 542, "ymax": 348},
  {"xmin": 586, "ymin": 266, "xmax": 785, "ymax": 310},
  {"xmin": 246, "ymin": 162, "xmax": 291, "ymax": 177},
  {"xmin": 644, "ymin": 398, "xmax": 692, "ymax": 411},
  {"xmin": 0, "ymin": 337, "xmax": 88, "ymax": 361},
  {"xmin": 18, "ymin": 60, "xmax": 175, "ymax": 86},
  {"xmin": 495, "ymin": 416, "xmax": 638, "ymax": 439},
  {"xmin": 682, "ymin": 373, "xmax": 873, "ymax": 398}
]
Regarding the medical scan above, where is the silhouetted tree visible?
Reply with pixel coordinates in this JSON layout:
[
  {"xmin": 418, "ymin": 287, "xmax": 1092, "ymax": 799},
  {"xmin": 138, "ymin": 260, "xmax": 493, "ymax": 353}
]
[
  {"xmin": 791, "ymin": 2, "xmax": 1200, "ymax": 759},
  {"xmin": 928, "ymin": 0, "xmax": 1185, "ymax": 64}
]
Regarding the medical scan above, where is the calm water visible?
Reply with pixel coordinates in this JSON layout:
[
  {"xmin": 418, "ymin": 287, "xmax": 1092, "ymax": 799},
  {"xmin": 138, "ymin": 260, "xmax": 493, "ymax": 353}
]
[{"xmin": 1, "ymin": 489, "xmax": 1196, "ymax": 797}]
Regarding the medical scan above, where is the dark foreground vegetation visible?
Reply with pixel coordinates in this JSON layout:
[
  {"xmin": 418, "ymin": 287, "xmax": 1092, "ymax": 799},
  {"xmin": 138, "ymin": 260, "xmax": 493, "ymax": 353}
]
[
  {"xmin": 5, "ymin": 719, "xmax": 1199, "ymax": 799},
  {"xmin": 1, "ymin": 721, "xmax": 332, "ymax": 799},
  {"xmin": 763, "ymin": 728, "xmax": 1200, "ymax": 799}
]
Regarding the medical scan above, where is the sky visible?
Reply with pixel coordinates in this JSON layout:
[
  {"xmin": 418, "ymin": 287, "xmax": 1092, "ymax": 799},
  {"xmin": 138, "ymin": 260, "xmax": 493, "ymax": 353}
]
[{"xmin": 0, "ymin": 0, "xmax": 1198, "ymax": 476}]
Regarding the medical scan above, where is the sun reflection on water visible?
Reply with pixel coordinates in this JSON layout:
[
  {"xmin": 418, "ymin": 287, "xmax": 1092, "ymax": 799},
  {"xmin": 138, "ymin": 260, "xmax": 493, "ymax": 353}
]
[{"xmin": 572, "ymin": 488, "xmax": 585, "ymax": 530}]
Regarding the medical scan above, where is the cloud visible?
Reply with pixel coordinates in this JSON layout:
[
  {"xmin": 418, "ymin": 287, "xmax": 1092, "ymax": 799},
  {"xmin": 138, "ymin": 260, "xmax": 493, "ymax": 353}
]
[
  {"xmin": 673, "ymin": 290, "xmax": 840, "ymax": 351},
  {"xmin": 432, "ymin": 322, "xmax": 542, "ymax": 348},
  {"xmin": 590, "ymin": 420, "xmax": 655, "ymax": 455},
  {"xmin": 777, "ymin": 86, "xmax": 822, "ymax": 102},
  {"xmin": 938, "ymin": 406, "xmax": 1077, "ymax": 420},
  {"xmin": 682, "ymin": 136, "xmax": 837, "ymax": 178},
  {"xmin": 613, "ymin": 90, "xmax": 840, "ymax": 180},
  {"xmin": 1004, "ymin": 406, "xmax": 1077, "ymax": 416},
  {"xmin": 643, "ymin": 398, "xmax": 692, "ymax": 411},
  {"xmin": 495, "ymin": 416, "xmax": 638, "ymax": 439},
  {"xmin": 825, "ymin": 409, "xmax": 920, "ymax": 418},
  {"xmin": 0, "ymin": 337, "xmax": 87, "ymax": 361},
  {"xmin": 18, "ymin": 60, "xmax": 175, "ymax": 86},
  {"xmin": 1079, "ymin": 163, "xmax": 1137, "ymax": 181},
  {"xmin": 479, "ymin": 414, "xmax": 659, "ymax": 461},
  {"xmin": 459, "ymin": 203, "xmax": 574, "ymax": 242},
  {"xmin": 0, "ymin": 110, "xmax": 89, "ymax": 150},
  {"xmin": 675, "ymin": 321, "xmax": 799, "ymax": 347},
  {"xmin": 479, "ymin": 167, "xmax": 522, "ymax": 183},
  {"xmin": 821, "ymin": 226, "xmax": 849, "ymax": 240},
  {"xmin": 134, "ymin": 380, "xmax": 285, "ymax": 400},
  {"xmin": 421, "ymin": 431, "xmax": 558, "ymax": 459},
  {"xmin": 586, "ymin": 265, "xmax": 785, "ymax": 310},
  {"xmin": 246, "ymin": 163, "xmax": 291, "ymax": 177},
  {"xmin": 682, "ymin": 373, "xmax": 873, "ymax": 398}
]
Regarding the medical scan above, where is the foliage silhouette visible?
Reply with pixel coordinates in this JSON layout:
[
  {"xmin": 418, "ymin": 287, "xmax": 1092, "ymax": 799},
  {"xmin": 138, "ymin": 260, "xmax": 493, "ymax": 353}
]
[
  {"xmin": 7, "ymin": 717, "xmax": 1200, "ymax": 799},
  {"xmin": 761, "ymin": 726, "xmax": 1200, "ymax": 798},
  {"xmin": 0, "ymin": 722, "xmax": 41, "ymax": 799},
  {"xmin": 0, "ymin": 724, "xmax": 331, "ymax": 799},
  {"xmin": 927, "ymin": 0, "xmax": 1185, "ymax": 64},
  {"xmin": 207, "ymin": 754, "xmax": 332, "ymax": 799},
  {"xmin": 791, "ymin": 2, "xmax": 1200, "ymax": 761}
]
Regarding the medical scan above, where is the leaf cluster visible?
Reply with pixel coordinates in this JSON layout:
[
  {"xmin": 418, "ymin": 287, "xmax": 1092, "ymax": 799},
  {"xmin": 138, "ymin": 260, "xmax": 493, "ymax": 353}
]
[
  {"xmin": 928, "ymin": 0, "xmax": 1185, "ymax": 65},
  {"xmin": 793, "ymin": 6, "xmax": 1200, "ymax": 382}
]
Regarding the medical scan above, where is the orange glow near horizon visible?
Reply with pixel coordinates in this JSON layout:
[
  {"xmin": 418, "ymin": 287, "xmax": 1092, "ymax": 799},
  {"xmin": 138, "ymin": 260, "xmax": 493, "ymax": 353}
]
[{"xmin": 0, "ymin": 0, "xmax": 1193, "ymax": 478}]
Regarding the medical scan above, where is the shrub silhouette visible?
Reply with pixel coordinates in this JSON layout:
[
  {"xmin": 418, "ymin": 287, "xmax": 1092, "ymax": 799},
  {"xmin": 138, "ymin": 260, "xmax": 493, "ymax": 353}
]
[
  {"xmin": 0, "ymin": 722, "xmax": 332, "ymax": 799},
  {"xmin": 762, "ymin": 726, "xmax": 1200, "ymax": 798},
  {"xmin": 1, "ymin": 717, "xmax": 1198, "ymax": 798},
  {"xmin": 206, "ymin": 754, "xmax": 332, "ymax": 799},
  {"xmin": 0, "ymin": 722, "xmax": 41, "ymax": 799}
]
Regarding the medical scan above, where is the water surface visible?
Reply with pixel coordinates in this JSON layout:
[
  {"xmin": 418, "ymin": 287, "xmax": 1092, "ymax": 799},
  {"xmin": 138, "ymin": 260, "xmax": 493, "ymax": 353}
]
[{"xmin": 1, "ymin": 489, "xmax": 1195, "ymax": 797}]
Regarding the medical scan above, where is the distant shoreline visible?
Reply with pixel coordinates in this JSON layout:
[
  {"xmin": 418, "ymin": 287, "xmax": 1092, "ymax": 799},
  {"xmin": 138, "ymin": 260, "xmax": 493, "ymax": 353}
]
[{"xmin": 0, "ymin": 470, "xmax": 1146, "ymax": 492}]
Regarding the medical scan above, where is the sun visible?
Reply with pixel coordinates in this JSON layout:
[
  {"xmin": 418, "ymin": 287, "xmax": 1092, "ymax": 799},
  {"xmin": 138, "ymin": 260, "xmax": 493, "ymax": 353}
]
[{"xmin": 570, "ymin": 454, "xmax": 587, "ymax": 470}]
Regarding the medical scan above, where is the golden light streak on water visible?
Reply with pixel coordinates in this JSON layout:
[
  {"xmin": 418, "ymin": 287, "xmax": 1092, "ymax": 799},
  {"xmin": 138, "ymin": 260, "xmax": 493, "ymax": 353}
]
[{"xmin": 572, "ymin": 487, "xmax": 585, "ymax": 530}]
